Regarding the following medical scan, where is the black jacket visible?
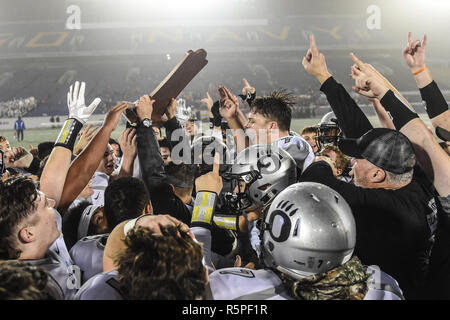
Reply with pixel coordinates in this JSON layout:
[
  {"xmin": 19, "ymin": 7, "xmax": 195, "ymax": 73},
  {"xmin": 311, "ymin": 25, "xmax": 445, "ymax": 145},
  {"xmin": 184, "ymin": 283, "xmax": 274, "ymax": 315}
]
[{"xmin": 136, "ymin": 124, "xmax": 191, "ymax": 225}]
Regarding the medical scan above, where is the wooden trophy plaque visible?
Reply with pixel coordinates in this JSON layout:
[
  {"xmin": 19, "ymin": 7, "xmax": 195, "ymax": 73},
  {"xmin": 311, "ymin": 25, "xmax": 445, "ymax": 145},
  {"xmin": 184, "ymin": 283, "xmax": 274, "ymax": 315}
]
[{"xmin": 123, "ymin": 49, "xmax": 208, "ymax": 127}]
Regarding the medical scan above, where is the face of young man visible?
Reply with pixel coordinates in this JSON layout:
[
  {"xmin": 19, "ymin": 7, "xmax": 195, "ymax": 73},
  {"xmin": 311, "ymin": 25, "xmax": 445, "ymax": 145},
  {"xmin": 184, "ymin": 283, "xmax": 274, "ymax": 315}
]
[
  {"xmin": 91, "ymin": 207, "xmax": 109, "ymax": 235},
  {"xmin": 185, "ymin": 121, "xmax": 198, "ymax": 137},
  {"xmin": 97, "ymin": 144, "xmax": 116, "ymax": 176},
  {"xmin": 160, "ymin": 147, "xmax": 171, "ymax": 164},
  {"xmin": 245, "ymin": 111, "xmax": 274, "ymax": 144},
  {"xmin": 301, "ymin": 132, "xmax": 319, "ymax": 153},
  {"xmin": 21, "ymin": 191, "xmax": 60, "ymax": 255},
  {"xmin": 0, "ymin": 139, "xmax": 11, "ymax": 152}
]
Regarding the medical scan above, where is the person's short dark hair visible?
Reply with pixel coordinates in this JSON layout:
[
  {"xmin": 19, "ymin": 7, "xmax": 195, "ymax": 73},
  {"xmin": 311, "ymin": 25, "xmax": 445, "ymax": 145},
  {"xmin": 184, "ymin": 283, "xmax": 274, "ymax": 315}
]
[
  {"xmin": 62, "ymin": 200, "xmax": 92, "ymax": 250},
  {"xmin": 164, "ymin": 162, "xmax": 195, "ymax": 198},
  {"xmin": 0, "ymin": 177, "xmax": 38, "ymax": 259},
  {"xmin": 158, "ymin": 138, "xmax": 172, "ymax": 151},
  {"xmin": 37, "ymin": 142, "xmax": 54, "ymax": 161},
  {"xmin": 0, "ymin": 261, "xmax": 53, "ymax": 300},
  {"xmin": 104, "ymin": 177, "xmax": 150, "ymax": 230},
  {"xmin": 116, "ymin": 226, "xmax": 205, "ymax": 300},
  {"xmin": 109, "ymin": 138, "xmax": 123, "ymax": 157},
  {"xmin": 250, "ymin": 89, "xmax": 294, "ymax": 131}
]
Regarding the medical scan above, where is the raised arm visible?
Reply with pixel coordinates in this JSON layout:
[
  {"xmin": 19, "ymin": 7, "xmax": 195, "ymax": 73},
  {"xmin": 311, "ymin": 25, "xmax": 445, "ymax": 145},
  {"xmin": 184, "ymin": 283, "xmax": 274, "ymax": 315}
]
[
  {"xmin": 41, "ymin": 81, "xmax": 101, "ymax": 208},
  {"xmin": 134, "ymin": 95, "xmax": 166, "ymax": 190},
  {"xmin": 302, "ymin": 35, "xmax": 372, "ymax": 138},
  {"xmin": 58, "ymin": 102, "xmax": 127, "ymax": 212},
  {"xmin": 219, "ymin": 85, "xmax": 249, "ymax": 153},
  {"xmin": 110, "ymin": 127, "xmax": 137, "ymax": 180},
  {"xmin": 369, "ymin": 98, "xmax": 395, "ymax": 130},
  {"xmin": 351, "ymin": 60, "xmax": 450, "ymax": 196},
  {"xmin": 403, "ymin": 32, "xmax": 450, "ymax": 133}
]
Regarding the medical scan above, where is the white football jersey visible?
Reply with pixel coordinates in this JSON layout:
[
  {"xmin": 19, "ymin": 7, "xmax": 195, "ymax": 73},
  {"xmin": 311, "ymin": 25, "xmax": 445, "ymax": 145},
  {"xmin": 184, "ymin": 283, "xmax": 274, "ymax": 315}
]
[
  {"xmin": 73, "ymin": 270, "xmax": 124, "ymax": 300},
  {"xmin": 209, "ymin": 266, "xmax": 404, "ymax": 300},
  {"xmin": 91, "ymin": 171, "xmax": 109, "ymax": 206},
  {"xmin": 70, "ymin": 233, "xmax": 109, "ymax": 284},
  {"xmin": 23, "ymin": 209, "xmax": 82, "ymax": 300},
  {"xmin": 274, "ymin": 135, "xmax": 315, "ymax": 174},
  {"xmin": 22, "ymin": 242, "xmax": 81, "ymax": 299}
]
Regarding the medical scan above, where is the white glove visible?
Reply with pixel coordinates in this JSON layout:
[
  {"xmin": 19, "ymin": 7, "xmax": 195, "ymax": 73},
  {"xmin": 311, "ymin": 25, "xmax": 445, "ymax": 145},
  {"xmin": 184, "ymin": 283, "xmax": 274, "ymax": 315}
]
[{"xmin": 67, "ymin": 81, "xmax": 101, "ymax": 124}]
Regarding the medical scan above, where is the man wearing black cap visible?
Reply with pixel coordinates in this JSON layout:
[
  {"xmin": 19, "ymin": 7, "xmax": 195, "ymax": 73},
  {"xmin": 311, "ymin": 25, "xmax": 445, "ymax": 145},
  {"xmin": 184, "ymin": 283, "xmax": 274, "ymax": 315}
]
[{"xmin": 301, "ymin": 35, "xmax": 438, "ymax": 299}]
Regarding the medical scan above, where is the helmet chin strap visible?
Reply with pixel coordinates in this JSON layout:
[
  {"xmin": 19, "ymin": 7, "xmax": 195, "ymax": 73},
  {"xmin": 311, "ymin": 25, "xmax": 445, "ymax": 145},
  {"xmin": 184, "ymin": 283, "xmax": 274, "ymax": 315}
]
[{"xmin": 276, "ymin": 266, "xmax": 315, "ymax": 281}]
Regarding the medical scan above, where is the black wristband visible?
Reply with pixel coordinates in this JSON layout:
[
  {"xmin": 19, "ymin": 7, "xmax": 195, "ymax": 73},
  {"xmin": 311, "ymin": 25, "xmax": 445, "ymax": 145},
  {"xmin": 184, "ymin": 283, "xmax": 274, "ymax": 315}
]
[
  {"xmin": 211, "ymin": 101, "xmax": 222, "ymax": 127},
  {"xmin": 380, "ymin": 90, "xmax": 419, "ymax": 130},
  {"xmin": 209, "ymin": 118, "xmax": 215, "ymax": 129},
  {"xmin": 54, "ymin": 118, "xmax": 83, "ymax": 152},
  {"xmin": 419, "ymin": 81, "xmax": 449, "ymax": 119}
]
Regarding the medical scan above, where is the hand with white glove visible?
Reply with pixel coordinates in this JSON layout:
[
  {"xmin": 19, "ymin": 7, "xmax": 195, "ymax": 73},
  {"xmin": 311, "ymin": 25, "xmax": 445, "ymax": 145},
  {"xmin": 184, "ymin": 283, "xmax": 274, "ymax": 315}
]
[
  {"xmin": 67, "ymin": 81, "xmax": 101, "ymax": 124},
  {"xmin": 54, "ymin": 81, "xmax": 101, "ymax": 151}
]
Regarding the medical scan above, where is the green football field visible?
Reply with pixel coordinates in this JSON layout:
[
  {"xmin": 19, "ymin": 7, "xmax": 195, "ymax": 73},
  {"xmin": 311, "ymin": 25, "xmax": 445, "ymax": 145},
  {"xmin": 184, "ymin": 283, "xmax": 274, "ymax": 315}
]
[{"xmin": 0, "ymin": 115, "xmax": 433, "ymax": 149}]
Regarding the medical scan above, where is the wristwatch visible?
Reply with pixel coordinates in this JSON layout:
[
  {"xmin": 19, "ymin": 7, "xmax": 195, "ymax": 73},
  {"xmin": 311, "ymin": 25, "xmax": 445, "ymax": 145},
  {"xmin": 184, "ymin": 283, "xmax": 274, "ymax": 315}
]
[{"xmin": 141, "ymin": 118, "xmax": 152, "ymax": 128}]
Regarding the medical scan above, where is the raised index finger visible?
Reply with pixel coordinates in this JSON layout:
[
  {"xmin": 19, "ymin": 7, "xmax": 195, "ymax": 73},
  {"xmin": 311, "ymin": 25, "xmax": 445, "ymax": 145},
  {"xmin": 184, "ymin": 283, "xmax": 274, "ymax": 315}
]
[
  {"xmin": 310, "ymin": 34, "xmax": 319, "ymax": 56},
  {"xmin": 212, "ymin": 153, "xmax": 220, "ymax": 175},
  {"xmin": 350, "ymin": 52, "xmax": 365, "ymax": 69},
  {"xmin": 243, "ymin": 78, "xmax": 251, "ymax": 87}
]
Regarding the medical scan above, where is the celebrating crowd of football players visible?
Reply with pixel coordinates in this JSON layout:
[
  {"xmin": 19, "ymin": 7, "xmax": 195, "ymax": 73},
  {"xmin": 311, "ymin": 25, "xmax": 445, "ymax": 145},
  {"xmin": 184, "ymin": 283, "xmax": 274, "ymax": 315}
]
[{"xmin": 1, "ymin": 32, "xmax": 449, "ymax": 301}]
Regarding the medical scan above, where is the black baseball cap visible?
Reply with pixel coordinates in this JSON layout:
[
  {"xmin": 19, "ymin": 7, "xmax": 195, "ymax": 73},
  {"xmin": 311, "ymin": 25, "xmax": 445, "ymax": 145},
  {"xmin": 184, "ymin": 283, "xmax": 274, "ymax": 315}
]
[{"xmin": 338, "ymin": 128, "xmax": 416, "ymax": 174}]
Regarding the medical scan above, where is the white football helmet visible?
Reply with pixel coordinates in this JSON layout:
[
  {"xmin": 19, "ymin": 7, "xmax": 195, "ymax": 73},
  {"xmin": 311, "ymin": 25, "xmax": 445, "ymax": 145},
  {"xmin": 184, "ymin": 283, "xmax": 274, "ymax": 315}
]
[
  {"xmin": 224, "ymin": 144, "xmax": 297, "ymax": 211},
  {"xmin": 260, "ymin": 182, "xmax": 356, "ymax": 280}
]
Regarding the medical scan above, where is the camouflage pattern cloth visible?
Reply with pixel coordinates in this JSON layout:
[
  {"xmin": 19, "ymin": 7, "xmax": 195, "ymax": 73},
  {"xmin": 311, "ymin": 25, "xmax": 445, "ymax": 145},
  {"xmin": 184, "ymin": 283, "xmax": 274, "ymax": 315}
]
[{"xmin": 280, "ymin": 256, "xmax": 371, "ymax": 300}]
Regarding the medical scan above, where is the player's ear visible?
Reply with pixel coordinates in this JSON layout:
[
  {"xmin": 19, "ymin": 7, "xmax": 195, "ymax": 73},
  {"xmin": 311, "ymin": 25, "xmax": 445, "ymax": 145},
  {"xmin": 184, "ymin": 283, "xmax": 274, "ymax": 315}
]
[
  {"xmin": 19, "ymin": 226, "xmax": 36, "ymax": 243},
  {"xmin": 371, "ymin": 167, "xmax": 386, "ymax": 183},
  {"xmin": 92, "ymin": 211, "xmax": 105, "ymax": 227},
  {"xmin": 269, "ymin": 121, "xmax": 278, "ymax": 130}
]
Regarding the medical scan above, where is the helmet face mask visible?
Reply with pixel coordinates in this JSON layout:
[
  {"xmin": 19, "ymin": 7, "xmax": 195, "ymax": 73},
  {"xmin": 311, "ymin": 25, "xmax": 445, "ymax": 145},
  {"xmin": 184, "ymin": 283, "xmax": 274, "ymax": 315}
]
[
  {"xmin": 315, "ymin": 112, "xmax": 342, "ymax": 151},
  {"xmin": 222, "ymin": 170, "xmax": 261, "ymax": 212},
  {"xmin": 315, "ymin": 126, "xmax": 341, "ymax": 150},
  {"xmin": 260, "ymin": 182, "xmax": 356, "ymax": 280},
  {"xmin": 224, "ymin": 144, "xmax": 297, "ymax": 211}
]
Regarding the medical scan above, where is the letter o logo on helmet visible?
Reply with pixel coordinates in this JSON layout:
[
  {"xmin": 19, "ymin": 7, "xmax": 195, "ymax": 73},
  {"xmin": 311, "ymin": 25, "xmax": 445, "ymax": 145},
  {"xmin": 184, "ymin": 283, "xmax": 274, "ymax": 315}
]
[{"xmin": 267, "ymin": 210, "xmax": 291, "ymax": 242}]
